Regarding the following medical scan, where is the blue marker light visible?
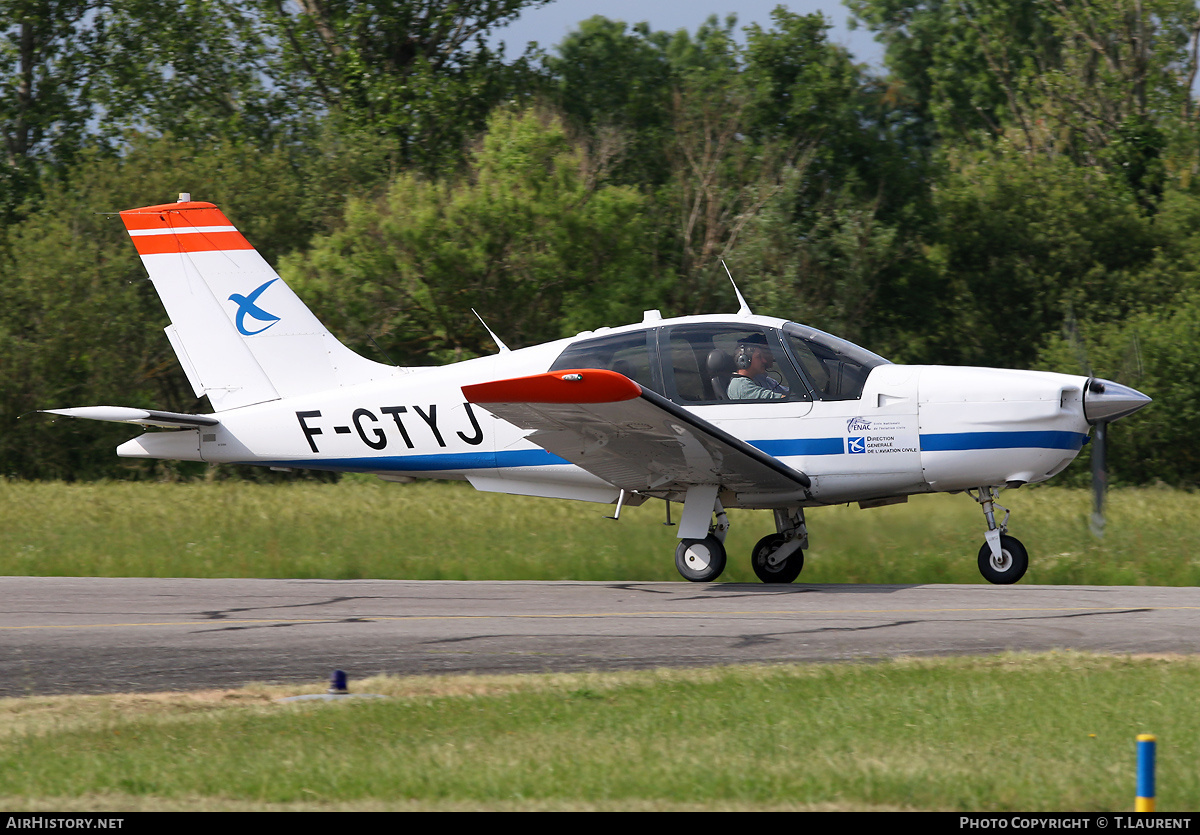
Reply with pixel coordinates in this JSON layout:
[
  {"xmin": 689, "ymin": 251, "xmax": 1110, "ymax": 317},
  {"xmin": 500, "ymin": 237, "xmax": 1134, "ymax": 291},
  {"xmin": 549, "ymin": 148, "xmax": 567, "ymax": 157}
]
[{"xmin": 329, "ymin": 669, "xmax": 348, "ymax": 695}]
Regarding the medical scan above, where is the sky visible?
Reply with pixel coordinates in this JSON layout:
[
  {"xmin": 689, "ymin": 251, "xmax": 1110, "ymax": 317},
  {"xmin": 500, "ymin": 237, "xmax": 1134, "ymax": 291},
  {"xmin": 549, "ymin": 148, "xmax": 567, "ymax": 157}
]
[{"xmin": 489, "ymin": 1, "xmax": 887, "ymax": 70}]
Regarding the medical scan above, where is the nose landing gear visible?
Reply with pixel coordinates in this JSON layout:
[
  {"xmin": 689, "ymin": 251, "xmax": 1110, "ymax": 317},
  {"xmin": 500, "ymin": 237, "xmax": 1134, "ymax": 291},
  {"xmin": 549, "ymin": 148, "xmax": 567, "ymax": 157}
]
[{"xmin": 969, "ymin": 487, "xmax": 1028, "ymax": 584}]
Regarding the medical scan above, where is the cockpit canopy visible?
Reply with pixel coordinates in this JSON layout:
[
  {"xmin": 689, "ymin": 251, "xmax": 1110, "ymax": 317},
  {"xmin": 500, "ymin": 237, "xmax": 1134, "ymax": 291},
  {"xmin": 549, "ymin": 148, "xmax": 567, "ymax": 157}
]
[{"xmin": 549, "ymin": 321, "xmax": 890, "ymax": 404}]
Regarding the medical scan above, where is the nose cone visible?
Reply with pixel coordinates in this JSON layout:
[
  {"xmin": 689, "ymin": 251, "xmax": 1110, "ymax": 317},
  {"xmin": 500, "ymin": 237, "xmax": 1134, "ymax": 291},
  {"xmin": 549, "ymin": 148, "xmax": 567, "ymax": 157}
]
[{"xmin": 1083, "ymin": 378, "xmax": 1152, "ymax": 424}]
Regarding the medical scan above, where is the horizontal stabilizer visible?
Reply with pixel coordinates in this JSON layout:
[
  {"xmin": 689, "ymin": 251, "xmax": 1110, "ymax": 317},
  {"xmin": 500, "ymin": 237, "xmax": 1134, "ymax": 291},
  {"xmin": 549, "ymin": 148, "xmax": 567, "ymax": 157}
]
[
  {"xmin": 464, "ymin": 369, "xmax": 810, "ymax": 495},
  {"xmin": 38, "ymin": 406, "xmax": 219, "ymax": 429}
]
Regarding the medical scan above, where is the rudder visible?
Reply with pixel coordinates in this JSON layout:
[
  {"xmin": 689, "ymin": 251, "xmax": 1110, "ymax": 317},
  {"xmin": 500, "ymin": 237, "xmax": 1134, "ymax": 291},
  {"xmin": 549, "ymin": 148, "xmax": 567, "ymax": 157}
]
[{"xmin": 120, "ymin": 196, "xmax": 396, "ymax": 411}]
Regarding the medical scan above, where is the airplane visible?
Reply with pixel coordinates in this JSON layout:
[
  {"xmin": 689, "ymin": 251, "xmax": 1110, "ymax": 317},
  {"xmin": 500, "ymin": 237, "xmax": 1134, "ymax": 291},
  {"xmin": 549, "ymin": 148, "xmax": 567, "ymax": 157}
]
[{"xmin": 40, "ymin": 195, "xmax": 1152, "ymax": 585}]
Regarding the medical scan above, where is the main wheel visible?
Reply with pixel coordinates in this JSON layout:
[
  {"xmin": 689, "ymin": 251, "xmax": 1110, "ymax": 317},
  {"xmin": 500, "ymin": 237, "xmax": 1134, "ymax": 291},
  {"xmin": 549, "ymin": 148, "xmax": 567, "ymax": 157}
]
[
  {"xmin": 751, "ymin": 533, "xmax": 805, "ymax": 583},
  {"xmin": 675, "ymin": 536, "xmax": 727, "ymax": 582},
  {"xmin": 977, "ymin": 534, "xmax": 1029, "ymax": 584}
]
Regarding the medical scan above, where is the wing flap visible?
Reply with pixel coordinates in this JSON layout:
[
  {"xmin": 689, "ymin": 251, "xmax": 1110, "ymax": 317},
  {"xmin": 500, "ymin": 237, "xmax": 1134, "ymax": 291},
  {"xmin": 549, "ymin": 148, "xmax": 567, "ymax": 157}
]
[{"xmin": 463, "ymin": 369, "xmax": 810, "ymax": 495}]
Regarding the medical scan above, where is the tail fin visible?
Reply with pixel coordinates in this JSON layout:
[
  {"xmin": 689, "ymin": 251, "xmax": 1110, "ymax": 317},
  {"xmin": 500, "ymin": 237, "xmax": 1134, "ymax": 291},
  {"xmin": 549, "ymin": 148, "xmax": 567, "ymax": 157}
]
[{"xmin": 120, "ymin": 197, "xmax": 396, "ymax": 411}]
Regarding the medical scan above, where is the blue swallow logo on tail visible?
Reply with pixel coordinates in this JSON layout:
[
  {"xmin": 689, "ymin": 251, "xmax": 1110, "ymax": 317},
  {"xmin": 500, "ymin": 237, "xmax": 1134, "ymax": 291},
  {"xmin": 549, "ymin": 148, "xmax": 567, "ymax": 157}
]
[{"xmin": 229, "ymin": 279, "xmax": 281, "ymax": 335}]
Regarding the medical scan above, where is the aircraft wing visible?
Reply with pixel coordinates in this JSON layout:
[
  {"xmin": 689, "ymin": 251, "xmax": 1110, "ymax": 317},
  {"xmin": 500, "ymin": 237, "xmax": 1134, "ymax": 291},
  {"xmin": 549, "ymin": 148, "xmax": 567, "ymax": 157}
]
[
  {"xmin": 463, "ymin": 369, "xmax": 810, "ymax": 495},
  {"xmin": 37, "ymin": 407, "xmax": 220, "ymax": 429}
]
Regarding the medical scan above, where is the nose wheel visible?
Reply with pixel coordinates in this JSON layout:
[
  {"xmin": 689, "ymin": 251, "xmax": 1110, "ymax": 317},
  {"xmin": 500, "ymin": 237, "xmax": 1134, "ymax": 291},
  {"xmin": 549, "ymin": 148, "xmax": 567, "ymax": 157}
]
[
  {"xmin": 977, "ymin": 534, "xmax": 1028, "ymax": 584},
  {"xmin": 970, "ymin": 487, "xmax": 1029, "ymax": 584}
]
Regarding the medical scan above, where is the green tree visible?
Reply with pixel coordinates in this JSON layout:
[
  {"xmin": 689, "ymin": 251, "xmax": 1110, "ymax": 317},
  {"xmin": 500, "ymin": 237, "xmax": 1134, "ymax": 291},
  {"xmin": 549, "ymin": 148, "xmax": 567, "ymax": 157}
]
[
  {"xmin": 851, "ymin": 0, "xmax": 1200, "ymax": 198},
  {"xmin": 743, "ymin": 8, "xmax": 879, "ymax": 191},
  {"xmin": 282, "ymin": 108, "xmax": 658, "ymax": 364},
  {"xmin": 921, "ymin": 150, "xmax": 1154, "ymax": 368},
  {"xmin": 87, "ymin": 0, "xmax": 300, "ymax": 147},
  {"xmin": 542, "ymin": 16, "xmax": 677, "ymax": 186},
  {"xmin": 656, "ymin": 10, "xmax": 919, "ymax": 325},
  {"xmin": 0, "ymin": 137, "xmax": 311, "ymax": 479},
  {"xmin": 847, "ymin": 0, "xmax": 1063, "ymax": 142},
  {"xmin": 846, "ymin": 0, "xmax": 1200, "ymax": 374},
  {"xmin": 257, "ymin": 0, "xmax": 550, "ymax": 174},
  {"xmin": 731, "ymin": 185, "xmax": 904, "ymax": 350},
  {"xmin": 0, "ymin": 0, "xmax": 96, "ymax": 216},
  {"xmin": 1038, "ymin": 294, "xmax": 1200, "ymax": 485}
]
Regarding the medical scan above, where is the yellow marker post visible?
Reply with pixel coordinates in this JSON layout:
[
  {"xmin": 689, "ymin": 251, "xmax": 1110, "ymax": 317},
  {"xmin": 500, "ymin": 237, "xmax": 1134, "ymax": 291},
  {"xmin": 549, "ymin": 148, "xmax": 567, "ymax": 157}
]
[{"xmin": 1136, "ymin": 734, "xmax": 1156, "ymax": 812}]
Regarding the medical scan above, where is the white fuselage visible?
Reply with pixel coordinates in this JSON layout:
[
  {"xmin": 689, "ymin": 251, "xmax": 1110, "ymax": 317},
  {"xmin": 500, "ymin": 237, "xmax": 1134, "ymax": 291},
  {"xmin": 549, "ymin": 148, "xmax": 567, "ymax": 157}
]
[{"xmin": 117, "ymin": 314, "xmax": 1093, "ymax": 508}]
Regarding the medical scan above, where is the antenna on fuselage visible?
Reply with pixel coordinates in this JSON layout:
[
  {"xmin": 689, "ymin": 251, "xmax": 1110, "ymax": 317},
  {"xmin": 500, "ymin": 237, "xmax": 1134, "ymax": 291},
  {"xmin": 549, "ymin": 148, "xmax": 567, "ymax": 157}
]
[
  {"xmin": 472, "ymin": 309, "xmax": 510, "ymax": 354},
  {"xmin": 722, "ymin": 260, "xmax": 752, "ymax": 317},
  {"xmin": 368, "ymin": 334, "xmax": 398, "ymax": 366}
]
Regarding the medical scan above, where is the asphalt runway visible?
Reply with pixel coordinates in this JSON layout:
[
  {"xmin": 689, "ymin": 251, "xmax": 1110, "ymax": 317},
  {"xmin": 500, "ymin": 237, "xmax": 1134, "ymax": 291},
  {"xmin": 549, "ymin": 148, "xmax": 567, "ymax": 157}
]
[{"xmin": 2, "ymin": 577, "xmax": 1199, "ymax": 696}]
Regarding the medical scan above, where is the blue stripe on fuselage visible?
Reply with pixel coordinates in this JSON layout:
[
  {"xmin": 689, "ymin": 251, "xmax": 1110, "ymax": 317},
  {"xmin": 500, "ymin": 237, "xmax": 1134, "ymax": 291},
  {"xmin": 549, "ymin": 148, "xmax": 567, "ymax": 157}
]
[
  {"xmin": 750, "ymin": 438, "xmax": 845, "ymax": 456},
  {"xmin": 919, "ymin": 431, "xmax": 1087, "ymax": 452},
  {"xmin": 245, "ymin": 431, "xmax": 1085, "ymax": 473},
  {"xmin": 248, "ymin": 449, "xmax": 568, "ymax": 473}
]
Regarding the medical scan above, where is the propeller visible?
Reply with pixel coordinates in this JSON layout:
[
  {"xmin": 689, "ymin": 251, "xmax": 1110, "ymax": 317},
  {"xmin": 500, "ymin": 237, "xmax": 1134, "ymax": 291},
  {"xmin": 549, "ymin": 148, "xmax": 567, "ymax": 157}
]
[{"xmin": 1067, "ymin": 314, "xmax": 1149, "ymax": 539}]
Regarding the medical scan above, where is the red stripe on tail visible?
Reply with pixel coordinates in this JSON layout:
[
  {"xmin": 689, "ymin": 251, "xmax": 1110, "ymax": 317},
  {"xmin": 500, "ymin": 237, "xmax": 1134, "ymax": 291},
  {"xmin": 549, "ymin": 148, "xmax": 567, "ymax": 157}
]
[
  {"xmin": 120, "ymin": 201, "xmax": 253, "ymax": 253},
  {"xmin": 127, "ymin": 230, "xmax": 252, "ymax": 255}
]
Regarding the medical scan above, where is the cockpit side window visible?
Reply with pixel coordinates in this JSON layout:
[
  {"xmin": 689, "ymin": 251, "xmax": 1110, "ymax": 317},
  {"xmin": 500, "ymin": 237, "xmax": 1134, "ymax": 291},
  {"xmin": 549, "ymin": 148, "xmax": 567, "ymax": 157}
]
[
  {"xmin": 663, "ymin": 324, "xmax": 811, "ymax": 405},
  {"xmin": 549, "ymin": 330, "xmax": 661, "ymax": 393},
  {"xmin": 782, "ymin": 323, "xmax": 890, "ymax": 401}
]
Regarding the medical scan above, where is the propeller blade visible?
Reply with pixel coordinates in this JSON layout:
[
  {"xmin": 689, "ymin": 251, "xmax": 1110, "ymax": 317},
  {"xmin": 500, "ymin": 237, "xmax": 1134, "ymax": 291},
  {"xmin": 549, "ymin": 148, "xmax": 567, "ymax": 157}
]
[{"xmin": 1090, "ymin": 421, "xmax": 1108, "ymax": 539}]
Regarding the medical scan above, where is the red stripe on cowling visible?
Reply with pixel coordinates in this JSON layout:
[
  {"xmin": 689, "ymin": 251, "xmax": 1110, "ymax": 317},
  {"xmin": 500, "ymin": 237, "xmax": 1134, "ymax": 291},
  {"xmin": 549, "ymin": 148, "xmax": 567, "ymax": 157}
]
[
  {"xmin": 464, "ymin": 369, "xmax": 642, "ymax": 405},
  {"xmin": 130, "ymin": 229, "xmax": 253, "ymax": 255}
]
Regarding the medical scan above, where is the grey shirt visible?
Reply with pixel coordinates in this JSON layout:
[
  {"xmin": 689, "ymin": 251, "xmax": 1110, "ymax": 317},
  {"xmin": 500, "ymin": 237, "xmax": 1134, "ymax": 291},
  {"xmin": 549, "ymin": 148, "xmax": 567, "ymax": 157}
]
[{"xmin": 727, "ymin": 374, "xmax": 788, "ymax": 400}]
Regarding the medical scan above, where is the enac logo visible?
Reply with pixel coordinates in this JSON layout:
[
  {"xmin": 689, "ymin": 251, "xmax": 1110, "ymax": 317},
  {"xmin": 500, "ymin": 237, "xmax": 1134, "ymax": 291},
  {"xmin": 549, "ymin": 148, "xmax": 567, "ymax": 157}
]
[{"xmin": 228, "ymin": 279, "xmax": 281, "ymax": 336}]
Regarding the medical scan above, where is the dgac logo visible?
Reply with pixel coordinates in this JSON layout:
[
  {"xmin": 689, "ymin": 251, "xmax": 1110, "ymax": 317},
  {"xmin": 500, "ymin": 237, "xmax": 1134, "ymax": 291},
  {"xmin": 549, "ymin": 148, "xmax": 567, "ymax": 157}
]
[
  {"xmin": 848, "ymin": 436, "xmax": 866, "ymax": 454},
  {"xmin": 846, "ymin": 417, "xmax": 871, "ymax": 433},
  {"xmin": 229, "ymin": 279, "xmax": 281, "ymax": 336}
]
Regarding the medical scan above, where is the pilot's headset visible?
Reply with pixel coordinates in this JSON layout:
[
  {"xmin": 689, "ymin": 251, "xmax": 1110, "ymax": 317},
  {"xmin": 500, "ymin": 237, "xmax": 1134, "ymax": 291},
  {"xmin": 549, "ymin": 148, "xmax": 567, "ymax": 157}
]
[
  {"xmin": 735, "ymin": 344, "xmax": 754, "ymax": 370},
  {"xmin": 737, "ymin": 335, "xmax": 768, "ymax": 370}
]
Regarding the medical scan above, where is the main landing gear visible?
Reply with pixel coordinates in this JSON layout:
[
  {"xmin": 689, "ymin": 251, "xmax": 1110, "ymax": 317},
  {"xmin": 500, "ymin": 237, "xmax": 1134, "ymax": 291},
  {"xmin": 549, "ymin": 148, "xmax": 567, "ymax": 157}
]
[
  {"xmin": 673, "ymin": 501, "xmax": 807, "ymax": 584},
  {"xmin": 751, "ymin": 508, "xmax": 807, "ymax": 583},
  {"xmin": 970, "ymin": 487, "xmax": 1028, "ymax": 584},
  {"xmin": 669, "ymin": 488, "xmax": 1031, "ymax": 585},
  {"xmin": 674, "ymin": 502, "xmax": 729, "ymax": 582},
  {"xmin": 675, "ymin": 536, "xmax": 727, "ymax": 582}
]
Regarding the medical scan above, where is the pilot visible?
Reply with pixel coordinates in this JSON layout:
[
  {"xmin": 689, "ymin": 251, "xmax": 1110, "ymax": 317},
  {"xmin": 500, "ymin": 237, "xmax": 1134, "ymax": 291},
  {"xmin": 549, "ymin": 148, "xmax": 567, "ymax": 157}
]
[{"xmin": 728, "ymin": 334, "xmax": 789, "ymax": 400}]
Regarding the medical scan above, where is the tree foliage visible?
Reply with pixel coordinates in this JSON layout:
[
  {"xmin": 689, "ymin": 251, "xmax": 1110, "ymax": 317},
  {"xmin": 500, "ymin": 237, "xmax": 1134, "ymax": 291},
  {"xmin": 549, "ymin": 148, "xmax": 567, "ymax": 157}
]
[
  {"xmin": 258, "ymin": 0, "xmax": 550, "ymax": 172},
  {"xmin": 0, "ymin": 0, "xmax": 95, "ymax": 216},
  {"xmin": 283, "ymin": 108, "xmax": 656, "ymax": 363},
  {"xmin": 4, "ymin": 2, "xmax": 1200, "ymax": 484},
  {"xmin": 0, "ymin": 137, "xmax": 311, "ymax": 479},
  {"xmin": 87, "ymin": 1, "xmax": 298, "ymax": 147}
]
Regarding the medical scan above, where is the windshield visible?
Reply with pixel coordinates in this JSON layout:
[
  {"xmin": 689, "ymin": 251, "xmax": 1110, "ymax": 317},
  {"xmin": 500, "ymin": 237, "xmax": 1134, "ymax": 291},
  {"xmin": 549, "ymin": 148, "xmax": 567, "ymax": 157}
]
[{"xmin": 782, "ymin": 323, "xmax": 890, "ymax": 401}]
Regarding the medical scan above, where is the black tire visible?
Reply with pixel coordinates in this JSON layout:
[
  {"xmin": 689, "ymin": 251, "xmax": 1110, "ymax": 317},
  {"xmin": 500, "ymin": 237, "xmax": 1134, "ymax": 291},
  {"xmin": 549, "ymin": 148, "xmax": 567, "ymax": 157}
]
[
  {"xmin": 977, "ymin": 534, "xmax": 1029, "ymax": 584},
  {"xmin": 751, "ymin": 533, "xmax": 805, "ymax": 584},
  {"xmin": 674, "ymin": 536, "xmax": 727, "ymax": 582}
]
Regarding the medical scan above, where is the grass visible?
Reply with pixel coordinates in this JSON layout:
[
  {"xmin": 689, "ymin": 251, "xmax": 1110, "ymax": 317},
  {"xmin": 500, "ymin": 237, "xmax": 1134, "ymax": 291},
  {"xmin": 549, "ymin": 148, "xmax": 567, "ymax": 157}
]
[
  {"xmin": 0, "ymin": 653, "xmax": 1194, "ymax": 811},
  {"xmin": 2, "ymin": 480, "xmax": 1197, "ymax": 810},
  {"xmin": 1, "ymin": 477, "xmax": 1198, "ymax": 584}
]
